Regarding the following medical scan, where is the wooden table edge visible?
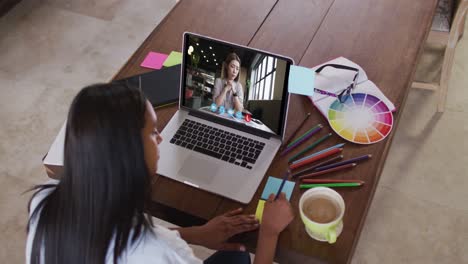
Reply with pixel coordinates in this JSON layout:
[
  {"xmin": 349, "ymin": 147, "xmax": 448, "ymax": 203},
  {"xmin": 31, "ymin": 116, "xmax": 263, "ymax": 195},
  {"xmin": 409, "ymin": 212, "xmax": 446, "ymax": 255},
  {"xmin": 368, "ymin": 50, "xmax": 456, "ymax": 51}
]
[{"xmin": 344, "ymin": 1, "xmax": 440, "ymax": 262}]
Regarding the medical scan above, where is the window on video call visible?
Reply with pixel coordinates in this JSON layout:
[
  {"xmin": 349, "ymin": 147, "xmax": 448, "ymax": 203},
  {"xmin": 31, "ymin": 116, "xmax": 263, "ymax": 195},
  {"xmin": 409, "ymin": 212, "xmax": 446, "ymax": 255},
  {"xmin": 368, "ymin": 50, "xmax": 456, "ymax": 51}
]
[{"xmin": 183, "ymin": 35, "xmax": 289, "ymax": 135}]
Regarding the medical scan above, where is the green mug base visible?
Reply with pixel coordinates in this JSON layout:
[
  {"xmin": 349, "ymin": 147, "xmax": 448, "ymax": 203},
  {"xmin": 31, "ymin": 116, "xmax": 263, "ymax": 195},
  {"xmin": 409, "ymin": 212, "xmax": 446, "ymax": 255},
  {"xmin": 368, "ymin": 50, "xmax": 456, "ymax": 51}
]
[{"xmin": 305, "ymin": 221, "xmax": 343, "ymax": 243}]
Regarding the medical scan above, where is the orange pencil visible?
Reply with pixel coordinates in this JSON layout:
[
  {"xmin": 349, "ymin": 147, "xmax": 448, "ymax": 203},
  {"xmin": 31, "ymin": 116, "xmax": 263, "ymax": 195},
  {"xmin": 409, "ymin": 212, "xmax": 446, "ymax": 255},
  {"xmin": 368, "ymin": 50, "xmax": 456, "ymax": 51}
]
[
  {"xmin": 298, "ymin": 163, "xmax": 356, "ymax": 179},
  {"xmin": 289, "ymin": 148, "xmax": 343, "ymax": 170}
]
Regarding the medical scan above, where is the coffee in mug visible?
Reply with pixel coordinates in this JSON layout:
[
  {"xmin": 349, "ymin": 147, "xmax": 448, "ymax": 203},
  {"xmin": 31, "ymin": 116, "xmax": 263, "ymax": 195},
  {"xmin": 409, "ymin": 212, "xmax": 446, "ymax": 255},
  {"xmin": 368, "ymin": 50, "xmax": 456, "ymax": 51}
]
[
  {"xmin": 299, "ymin": 187, "xmax": 345, "ymax": 243},
  {"xmin": 302, "ymin": 196, "xmax": 340, "ymax": 224}
]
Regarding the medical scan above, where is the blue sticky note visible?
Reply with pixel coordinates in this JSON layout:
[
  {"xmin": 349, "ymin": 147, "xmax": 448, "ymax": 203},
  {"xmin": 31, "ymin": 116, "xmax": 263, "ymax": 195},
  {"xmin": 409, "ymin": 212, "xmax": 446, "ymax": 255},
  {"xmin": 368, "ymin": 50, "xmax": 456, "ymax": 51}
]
[
  {"xmin": 288, "ymin": 65, "xmax": 315, "ymax": 96},
  {"xmin": 261, "ymin": 176, "xmax": 295, "ymax": 201}
]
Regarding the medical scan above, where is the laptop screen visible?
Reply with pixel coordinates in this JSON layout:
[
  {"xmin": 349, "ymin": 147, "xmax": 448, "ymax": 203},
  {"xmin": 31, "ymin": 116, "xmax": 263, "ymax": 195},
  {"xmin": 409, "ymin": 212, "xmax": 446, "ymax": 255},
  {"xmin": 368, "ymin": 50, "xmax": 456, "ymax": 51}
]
[{"xmin": 181, "ymin": 33, "xmax": 292, "ymax": 136}]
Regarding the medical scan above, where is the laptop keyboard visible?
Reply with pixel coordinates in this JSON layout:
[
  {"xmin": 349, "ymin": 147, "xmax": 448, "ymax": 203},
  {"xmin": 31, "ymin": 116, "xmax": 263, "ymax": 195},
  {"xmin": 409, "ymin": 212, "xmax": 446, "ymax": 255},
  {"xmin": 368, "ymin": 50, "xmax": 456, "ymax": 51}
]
[{"xmin": 169, "ymin": 119, "xmax": 265, "ymax": 170}]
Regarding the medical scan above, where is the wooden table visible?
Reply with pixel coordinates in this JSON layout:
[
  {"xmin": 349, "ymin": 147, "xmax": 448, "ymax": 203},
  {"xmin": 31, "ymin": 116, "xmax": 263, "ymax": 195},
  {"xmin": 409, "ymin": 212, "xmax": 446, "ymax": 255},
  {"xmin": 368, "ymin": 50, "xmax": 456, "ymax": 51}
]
[{"xmin": 62, "ymin": 0, "xmax": 439, "ymax": 263}]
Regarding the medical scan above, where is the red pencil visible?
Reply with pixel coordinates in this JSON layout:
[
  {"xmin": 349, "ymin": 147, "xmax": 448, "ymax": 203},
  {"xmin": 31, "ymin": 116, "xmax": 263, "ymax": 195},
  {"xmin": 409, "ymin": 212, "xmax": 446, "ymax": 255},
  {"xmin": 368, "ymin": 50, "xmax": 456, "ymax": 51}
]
[
  {"xmin": 298, "ymin": 163, "xmax": 357, "ymax": 180},
  {"xmin": 289, "ymin": 148, "xmax": 343, "ymax": 170},
  {"xmin": 301, "ymin": 179, "xmax": 364, "ymax": 184}
]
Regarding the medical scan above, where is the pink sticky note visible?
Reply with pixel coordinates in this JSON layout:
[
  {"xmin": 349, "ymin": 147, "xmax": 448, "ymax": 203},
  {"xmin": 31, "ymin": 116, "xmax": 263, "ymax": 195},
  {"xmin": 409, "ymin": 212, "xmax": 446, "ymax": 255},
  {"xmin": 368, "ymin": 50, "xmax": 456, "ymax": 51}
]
[{"xmin": 140, "ymin": 52, "xmax": 168, "ymax": 70}]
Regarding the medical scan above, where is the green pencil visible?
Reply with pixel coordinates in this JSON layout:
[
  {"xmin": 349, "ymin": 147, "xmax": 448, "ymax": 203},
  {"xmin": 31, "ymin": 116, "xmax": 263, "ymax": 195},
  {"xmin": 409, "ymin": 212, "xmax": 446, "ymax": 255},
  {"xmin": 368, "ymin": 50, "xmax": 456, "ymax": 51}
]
[
  {"xmin": 287, "ymin": 124, "xmax": 322, "ymax": 148},
  {"xmin": 300, "ymin": 182, "xmax": 363, "ymax": 189},
  {"xmin": 288, "ymin": 133, "xmax": 332, "ymax": 162}
]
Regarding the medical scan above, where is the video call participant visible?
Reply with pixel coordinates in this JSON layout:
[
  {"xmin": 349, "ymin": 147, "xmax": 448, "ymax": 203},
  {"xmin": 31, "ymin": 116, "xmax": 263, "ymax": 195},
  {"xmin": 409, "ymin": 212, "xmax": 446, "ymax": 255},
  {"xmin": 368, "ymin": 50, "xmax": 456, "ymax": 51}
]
[{"xmin": 213, "ymin": 53, "xmax": 244, "ymax": 113}]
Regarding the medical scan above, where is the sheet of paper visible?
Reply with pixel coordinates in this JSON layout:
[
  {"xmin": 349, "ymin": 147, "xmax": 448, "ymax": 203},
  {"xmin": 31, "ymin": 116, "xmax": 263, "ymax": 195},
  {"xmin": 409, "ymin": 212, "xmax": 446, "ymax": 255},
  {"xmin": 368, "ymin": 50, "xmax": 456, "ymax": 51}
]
[
  {"xmin": 312, "ymin": 57, "xmax": 368, "ymax": 85},
  {"xmin": 140, "ymin": 51, "xmax": 168, "ymax": 70},
  {"xmin": 311, "ymin": 57, "xmax": 368, "ymax": 104},
  {"xmin": 255, "ymin": 200, "xmax": 266, "ymax": 223},
  {"xmin": 163, "ymin": 51, "xmax": 183, "ymax": 67},
  {"xmin": 288, "ymin": 65, "xmax": 315, "ymax": 96},
  {"xmin": 260, "ymin": 176, "xmax": 296, "ymax": 201},
  {"xmin": 309, "ymin": 57, "xmax": 395, "ymax": 118},
  {"xmin": 43, "ymin": 121, "xmax": 66, "ymax": 166}
]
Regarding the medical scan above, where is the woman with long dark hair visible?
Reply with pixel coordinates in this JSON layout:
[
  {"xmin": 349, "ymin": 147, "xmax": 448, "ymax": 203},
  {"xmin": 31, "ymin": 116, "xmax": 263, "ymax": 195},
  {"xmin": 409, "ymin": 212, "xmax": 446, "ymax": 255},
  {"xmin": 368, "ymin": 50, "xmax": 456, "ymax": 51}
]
[{"xmin": 27, "ymin": 82, "xmax": 293, "ymax": 264}]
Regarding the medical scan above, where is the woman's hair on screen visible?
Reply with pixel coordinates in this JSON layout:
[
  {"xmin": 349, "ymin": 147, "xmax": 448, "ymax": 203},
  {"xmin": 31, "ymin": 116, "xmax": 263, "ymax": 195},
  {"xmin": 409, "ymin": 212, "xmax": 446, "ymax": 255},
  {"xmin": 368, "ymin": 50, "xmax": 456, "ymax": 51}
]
[{"xmin": 223, "ymin": 52, "xmax": 241, "ymax": 81}]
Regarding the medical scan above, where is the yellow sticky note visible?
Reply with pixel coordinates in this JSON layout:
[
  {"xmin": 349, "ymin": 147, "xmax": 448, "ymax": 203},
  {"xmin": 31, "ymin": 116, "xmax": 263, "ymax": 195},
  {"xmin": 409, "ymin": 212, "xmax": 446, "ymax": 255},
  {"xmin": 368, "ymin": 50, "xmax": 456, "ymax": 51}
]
[{"xmin": 255, "ymin": 200, "xmax": 266, "ymax": 223}]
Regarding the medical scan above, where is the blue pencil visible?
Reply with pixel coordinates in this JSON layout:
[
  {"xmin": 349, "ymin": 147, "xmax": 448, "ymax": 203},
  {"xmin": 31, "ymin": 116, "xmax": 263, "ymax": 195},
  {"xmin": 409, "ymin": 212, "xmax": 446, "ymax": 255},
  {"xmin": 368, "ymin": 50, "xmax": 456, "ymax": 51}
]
[
  {"xmin": 291, "ymin": 143, "xmax": 346, "ymax": 165},
  {"xmin": 275, "ymin": 170, "xmax": 290, "ymax": 200}
]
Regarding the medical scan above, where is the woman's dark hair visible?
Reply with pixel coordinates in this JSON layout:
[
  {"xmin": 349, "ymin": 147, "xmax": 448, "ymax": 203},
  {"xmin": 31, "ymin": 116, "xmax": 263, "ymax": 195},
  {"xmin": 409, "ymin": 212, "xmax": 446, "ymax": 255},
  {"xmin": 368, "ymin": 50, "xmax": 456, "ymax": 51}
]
[
  {"xmin": 223, "ymin": 52, "xmax": 241, "ymax": 81},
  {"xmin": 27, "ymin": 82, "xmax": 153, "ymax": 264}
]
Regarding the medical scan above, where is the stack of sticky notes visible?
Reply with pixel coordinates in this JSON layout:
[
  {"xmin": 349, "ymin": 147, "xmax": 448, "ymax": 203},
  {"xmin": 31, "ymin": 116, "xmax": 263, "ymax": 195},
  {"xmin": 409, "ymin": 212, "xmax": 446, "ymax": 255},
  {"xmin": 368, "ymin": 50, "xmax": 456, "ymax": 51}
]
[
  {"xmin": 140, "ymin": 51, "xmax": 183, "ymax": 70},
  {"xmin": 255, "ymin": 176, "xmax": 296, "ymax": 223}
]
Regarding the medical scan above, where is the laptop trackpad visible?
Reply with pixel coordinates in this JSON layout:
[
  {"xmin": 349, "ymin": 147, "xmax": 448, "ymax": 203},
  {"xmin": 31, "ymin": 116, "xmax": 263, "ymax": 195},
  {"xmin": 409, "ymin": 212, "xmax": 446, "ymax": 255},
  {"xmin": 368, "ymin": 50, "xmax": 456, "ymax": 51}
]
[{"xmin": 178, "ymin": 155, "xmax": 219, "ymax": 184}]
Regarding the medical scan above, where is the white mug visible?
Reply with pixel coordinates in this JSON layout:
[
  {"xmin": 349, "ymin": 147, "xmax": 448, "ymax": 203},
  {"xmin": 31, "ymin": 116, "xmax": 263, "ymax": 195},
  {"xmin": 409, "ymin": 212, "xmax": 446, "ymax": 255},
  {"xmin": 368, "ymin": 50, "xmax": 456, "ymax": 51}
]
[{"xmin": 299, "ymin": 187, "xmax": 345, "ymax": 243}]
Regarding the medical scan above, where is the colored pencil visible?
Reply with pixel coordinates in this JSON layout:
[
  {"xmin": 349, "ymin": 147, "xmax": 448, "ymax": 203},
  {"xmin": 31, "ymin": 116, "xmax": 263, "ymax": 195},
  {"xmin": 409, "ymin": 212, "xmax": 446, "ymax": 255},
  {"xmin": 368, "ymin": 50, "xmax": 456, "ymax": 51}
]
[
  {"xmin": 287, "ymin": 123, "xmax": 319, "ymax": 148},
  {"xmin": 288, "ymin": 133, "xmax": 332, "ymax": 162},
  {"xmin": 291, "ymin": 143, "xmax": 346, "ymax": 165},
  {"xmin": 281, "ymin": 125, "xmax": 323, "ymax": 156},
  {"xmin": 282, "ymin": 112, "xmax": 311, "ymax": 147},
  {"xmin": 289, "ymin": 148, "xmax": 343, "ymax": 170},
  {"xmin": 291, "ymin": 155, "xmax": 344, "ymax": 178},
  {"xmin": 298, "ymin": 163, "xmax": 357, "ymax": 180},
  {"xmin": 275, "ymin": 170, "xmax": 290, "ymax": 200},
  {"xmin": 301, "ymin": 179, "xmax": 364, "ymax": 184},
  {"xmin": 314, "ymin": 154, "xmax": 372, "ymax": 171},
  {"xmin": 300, "ymin": 182, "xmax": 363, "ymax": 189}
]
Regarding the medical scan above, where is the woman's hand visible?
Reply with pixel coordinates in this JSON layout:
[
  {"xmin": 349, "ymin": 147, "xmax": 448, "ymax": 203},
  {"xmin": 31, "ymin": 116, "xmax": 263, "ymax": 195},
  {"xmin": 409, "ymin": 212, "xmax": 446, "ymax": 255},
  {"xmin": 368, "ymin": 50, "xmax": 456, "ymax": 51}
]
[
  {"xmin": 223, "ymin": 82, "xmax": 233, "ymax": 93},
  {"xmin": 260, "ymin": 193, "xmax": 294, "ymax": 237},
  {"xmin": 196, "ymin": 208, "xmax": 259, "ymax": 251}
]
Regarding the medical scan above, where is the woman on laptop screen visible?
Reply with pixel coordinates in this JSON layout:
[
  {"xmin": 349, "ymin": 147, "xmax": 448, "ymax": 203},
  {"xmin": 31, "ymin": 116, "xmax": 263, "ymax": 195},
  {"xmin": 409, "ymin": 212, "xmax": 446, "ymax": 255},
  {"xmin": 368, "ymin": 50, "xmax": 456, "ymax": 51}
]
[
  {"xmin": 213, "ymin": 52, "xmax": 244, "ymax": 112},
  {"xmin": 26, "ymin": 82, "xmax": 293, "ymax": 264}
]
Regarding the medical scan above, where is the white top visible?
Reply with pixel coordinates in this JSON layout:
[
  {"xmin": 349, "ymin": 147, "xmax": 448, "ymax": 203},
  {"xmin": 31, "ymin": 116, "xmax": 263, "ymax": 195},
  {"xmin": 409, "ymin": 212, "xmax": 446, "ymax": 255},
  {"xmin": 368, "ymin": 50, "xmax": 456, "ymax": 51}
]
[
  {"xmin": 26, "ymin": 181, "xmax": 203, "ymax": 264},
  {"xmin": 213, "ymin": 78, "xmax": 244, "ymax": 110}
]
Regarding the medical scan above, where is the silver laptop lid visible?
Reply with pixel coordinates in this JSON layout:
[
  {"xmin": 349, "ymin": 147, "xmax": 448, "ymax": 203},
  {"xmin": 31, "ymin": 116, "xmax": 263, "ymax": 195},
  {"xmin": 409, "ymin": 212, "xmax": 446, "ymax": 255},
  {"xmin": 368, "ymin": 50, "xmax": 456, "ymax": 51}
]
[{"xmin": 179, "ymin": 32, "xmax": 294, "ymax": 141}]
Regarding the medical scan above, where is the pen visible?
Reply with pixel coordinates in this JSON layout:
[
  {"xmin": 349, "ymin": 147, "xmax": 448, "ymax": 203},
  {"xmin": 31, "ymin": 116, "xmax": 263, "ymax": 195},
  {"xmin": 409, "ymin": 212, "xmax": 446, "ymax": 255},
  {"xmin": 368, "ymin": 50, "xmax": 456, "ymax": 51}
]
[{"xmin": 275, "ymin": 170, "xmax": 290, "ymax": 200}]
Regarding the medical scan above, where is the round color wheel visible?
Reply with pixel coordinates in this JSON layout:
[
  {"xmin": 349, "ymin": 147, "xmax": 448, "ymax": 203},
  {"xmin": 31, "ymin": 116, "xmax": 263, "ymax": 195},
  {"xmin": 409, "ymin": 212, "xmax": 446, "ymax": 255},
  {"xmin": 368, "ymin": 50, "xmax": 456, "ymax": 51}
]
[{"xmin": 327, "ymin": 93, "xmax": 393, "ymax": 144}]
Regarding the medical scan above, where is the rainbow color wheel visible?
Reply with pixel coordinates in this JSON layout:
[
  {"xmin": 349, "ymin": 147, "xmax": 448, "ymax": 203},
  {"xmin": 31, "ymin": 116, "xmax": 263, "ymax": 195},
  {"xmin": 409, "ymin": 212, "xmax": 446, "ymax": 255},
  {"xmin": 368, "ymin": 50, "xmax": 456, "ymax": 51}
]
[{"xmin": 328, "ymin": 93, "xmax": 393, "ymax": 144}]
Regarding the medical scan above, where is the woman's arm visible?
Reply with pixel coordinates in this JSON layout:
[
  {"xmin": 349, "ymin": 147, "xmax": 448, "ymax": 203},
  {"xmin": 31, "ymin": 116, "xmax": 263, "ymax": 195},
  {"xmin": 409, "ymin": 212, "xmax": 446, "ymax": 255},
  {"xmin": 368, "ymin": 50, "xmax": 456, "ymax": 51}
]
[
  {"xmin": 174, "ymin": 226, "xmax": 204, "ymax": 245},
  {"xmin": 232, "ymin": 83, "xmax": 244, "ymax": 112},
  {"xmin": 175, "ymin": 208, "xmax": 259, "ymax": 251},
  {"xmin": 253, "ymin": 193, "xmax": 294, "ymax": 264},
  {"xmin": 213, "ymin": 79, "xmax": 230, "ymax": 107},
  {"xmin": 253, "ymin": 229, "xmax": 279, "ymax": 264}
]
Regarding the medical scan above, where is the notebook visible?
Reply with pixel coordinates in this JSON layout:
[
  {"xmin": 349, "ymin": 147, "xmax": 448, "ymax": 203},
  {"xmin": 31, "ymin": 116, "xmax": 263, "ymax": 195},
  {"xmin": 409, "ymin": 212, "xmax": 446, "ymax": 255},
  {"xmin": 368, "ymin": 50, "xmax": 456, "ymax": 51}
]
[{"xmin": 117, "ymin": 64, "xmax": 180, "ymax": 108}]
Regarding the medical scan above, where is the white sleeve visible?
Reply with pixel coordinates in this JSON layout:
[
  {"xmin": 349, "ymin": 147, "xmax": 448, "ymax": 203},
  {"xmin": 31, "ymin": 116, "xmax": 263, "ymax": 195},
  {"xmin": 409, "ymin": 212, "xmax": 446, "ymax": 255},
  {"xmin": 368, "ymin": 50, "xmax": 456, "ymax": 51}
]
[
  {"xmin": 121, "ymin": 225, "xmax": 203, "ymax": 264},
  {"xmin": 28, "ymin": 179, "xmax": 59, "ymax": 216},
  {"xmin": 236, "ymin": 83, "xmax": 244, "ymax": 105},
  {"xmin": 212, "ymin": 78, "xmax": 224, "ymax": 102},
  {"xmin": 26, "ymin": 180, "xmax": 59, "ymax": 264}
]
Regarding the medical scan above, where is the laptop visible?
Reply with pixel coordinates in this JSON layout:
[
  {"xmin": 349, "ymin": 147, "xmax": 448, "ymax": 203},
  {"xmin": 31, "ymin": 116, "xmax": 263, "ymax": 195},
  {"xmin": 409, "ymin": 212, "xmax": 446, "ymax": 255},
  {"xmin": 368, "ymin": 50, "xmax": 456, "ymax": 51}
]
[{"xmin": 158, "ymin": 32, "xmax": 293, "ymax": 204}]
